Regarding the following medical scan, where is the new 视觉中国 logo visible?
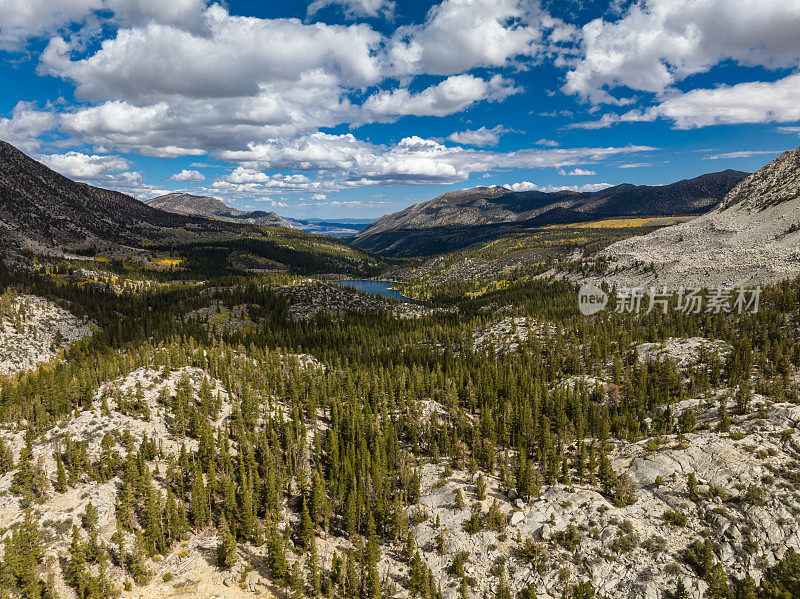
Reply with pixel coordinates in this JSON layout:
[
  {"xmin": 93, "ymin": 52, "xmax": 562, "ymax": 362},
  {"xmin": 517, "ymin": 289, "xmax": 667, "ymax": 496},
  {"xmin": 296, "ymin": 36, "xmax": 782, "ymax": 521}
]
[{"xmin": 578, "ymin": 283, "xmax": 608, "ymax": 315}]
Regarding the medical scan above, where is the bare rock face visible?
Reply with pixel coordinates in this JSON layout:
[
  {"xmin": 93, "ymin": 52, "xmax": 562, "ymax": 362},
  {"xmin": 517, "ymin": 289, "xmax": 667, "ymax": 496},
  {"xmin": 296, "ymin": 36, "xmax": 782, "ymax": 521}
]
[
  {"xmin": 597, "ymin": 146, "xmax": 800, "ymax": 288},
  {"xmin": 405, "ymin": 399, "xmax": 800, "ymax": 599},
  {"xmin": 0, "ymin": 294, "xmax": 95, "ymax": 377},
  {"xmin": 635, "ymin": 337, "xmax": 732, "ymax": 369}
]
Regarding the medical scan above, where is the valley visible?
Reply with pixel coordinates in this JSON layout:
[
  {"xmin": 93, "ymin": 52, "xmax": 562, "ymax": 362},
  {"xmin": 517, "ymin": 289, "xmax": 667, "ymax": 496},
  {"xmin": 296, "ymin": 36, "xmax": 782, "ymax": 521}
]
[
  {"xmin": 1, "ymin": 142, "xmax": 800, "ymax": 599},
  {"xmin": 3, "ymin": 3, "xmax": 800, "ymax": 599}
]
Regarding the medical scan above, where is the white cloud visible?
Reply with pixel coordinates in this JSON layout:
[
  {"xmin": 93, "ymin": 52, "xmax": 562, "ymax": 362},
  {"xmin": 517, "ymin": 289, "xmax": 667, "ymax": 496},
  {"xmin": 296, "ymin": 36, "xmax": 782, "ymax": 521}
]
[
  {"xmin": 38, "ymin": 150, "xmax": 131, "ymax": 179},
  {"xmin": 30, "ymin": 1, "xmax": 564, "ymax": 160},
  {"xmin": 363, "ymin": 75, "xmax": 518, "ymax": 119},
  {"xmin": 447, "ymin": 125, "xmax": 509, "ymax": 147},
  {"xmin": 703, "ymin": 150, "xmax": 780, "ymax": 160},
  {"xmin": 307, "ymin": 0, "xmax": 395, "ymax": 19},
  {"xmin": 107, "ymin": 0, "xmax": 208, "ymax": 29},
  {"xmin": 312, "ymin": 193, "xmax": 327, "ymax": 200},
  {"xmin": 558, "ymin": 167, "xmax": 596, "ymax": 176},
  {"xmin": 170, "ymin": 169, "xmax": 205, "ymax": 181},
  {"xmin": 40, "ymin": 6, "xmax": 384, "ymax": 102},
  {"xmin": 0, "ymin": 102, "xmax": 57, "ymax": 152},
  {"xmin": 535, "ymin": 138, "xmax": 559, "ymax": 146},
  {"xmin": 387, "ymin": 0, "xmax": 548, "ymax": 76},
  {"xmin": 777, "ymin": 126, "xmax": 800, "ymax": 135},
  {"xmin": 564, "ymin": 0, "xmax": 800, "ymax": 103},
  {"xmin": 0, "ymin": 0, "xmax": 102, "ymax": 50},
  {"xmin": 616, "ymin": 162, "xmax": 654, "ymax": 168},
  {"xmin": 219, "ymin": 132, "xmax": 653, "ymax": 187},
  {"xmin": 644, "ymin": 73, "xmax": 800, "ymax": 128},
  {"xmin": 36, "ymin": 150, "xmax": 167, "ymax": 197},
  {"xmin": 503, "ymin": 181, "xmax": 613, "ymax": 193}
]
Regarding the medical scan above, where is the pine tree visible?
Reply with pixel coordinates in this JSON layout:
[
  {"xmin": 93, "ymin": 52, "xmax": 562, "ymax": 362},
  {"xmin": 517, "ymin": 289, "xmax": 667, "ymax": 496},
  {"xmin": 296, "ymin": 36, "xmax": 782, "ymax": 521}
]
[
  {"xmin": 298, "ymin": 500, "xmax": 314, "ymax": 551},
  {"xmin": 363, "ymin": 512, "xmax": 381, "ymax": 599},
  {"xmin": 55, "ymin": 453, "xmax": 67, "ymax": 493},
  {"xmin": 290, "ymin": 561, "xmax": 305, "ymax": 599},
  {"xmin": 732, "ymin": 575, "xmax": 757, "ymax": 599},
  {"xmin": 267, "ymin": 524, "xmax": 289, "ymax": 585},
  {"xmin": 495, "ymin": 572, "xmax": 512, "ymax": 599},
  {"xmin": 408, "ymin": 552, "xmax": 427, "ymax": 599},
  {"xmin": 310, "ymin": 470, "xmax": 331, "ymax": 530},
  {"xmin": 306, "ymin": 537, "xmax": 322, "ymax": 597},
  {"xmin": 217, "ymin": 514, "xmax": 237, "ymax": 569},
  {"xmin": 475, "ymin": 474, "xmax": 486, "ymax": 501},
  {"xmin": 190, "ymin": 462, "xmax": 209, "ymax": 530}
]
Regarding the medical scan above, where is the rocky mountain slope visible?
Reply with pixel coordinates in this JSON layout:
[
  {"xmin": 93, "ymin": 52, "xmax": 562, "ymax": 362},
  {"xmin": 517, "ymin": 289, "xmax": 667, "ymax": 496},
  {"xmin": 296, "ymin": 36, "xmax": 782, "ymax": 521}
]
[
  {"xmin": 351, "ymin": 170, "xmax": 748, "ymax": 256},
  {"xmin": 0, "ymin": 292, "xmax": 95, "ymax": 377},
  {"xmin": 146, "ymin": 192, "xmax": 291, "ymax": 228},
  {"xmin": 0, "ymin": 141, "xmax": 247, "ymax": 255},
  {"xmin": 3, "ymin": 352, "xmax": 799, "ymax": 599},
  {"xmin": 595, "ymin": 146, "xmax": 800, "ymax": 287}
]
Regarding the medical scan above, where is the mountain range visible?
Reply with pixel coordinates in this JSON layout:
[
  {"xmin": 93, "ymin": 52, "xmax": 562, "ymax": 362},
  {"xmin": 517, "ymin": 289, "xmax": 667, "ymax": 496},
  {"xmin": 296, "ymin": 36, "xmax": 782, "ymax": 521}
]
[{"xmin": 350, "ymin": 170, "xmax": 749, "ymax": 256}]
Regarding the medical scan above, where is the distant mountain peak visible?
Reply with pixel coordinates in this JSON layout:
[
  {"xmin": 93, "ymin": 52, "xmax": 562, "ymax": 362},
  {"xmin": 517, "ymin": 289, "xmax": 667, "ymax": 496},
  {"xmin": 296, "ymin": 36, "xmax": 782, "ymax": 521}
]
[{"xmin": 146, "ymin": 192, "xmax": 290, "ymax": 228}]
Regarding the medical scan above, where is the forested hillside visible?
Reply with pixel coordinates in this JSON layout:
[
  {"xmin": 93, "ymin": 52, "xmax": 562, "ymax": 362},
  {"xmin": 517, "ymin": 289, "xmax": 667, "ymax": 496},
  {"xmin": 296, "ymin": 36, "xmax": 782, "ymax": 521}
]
[{"xmin": 1, "ymin": 260, "xmax": 800, "ymax": 599}]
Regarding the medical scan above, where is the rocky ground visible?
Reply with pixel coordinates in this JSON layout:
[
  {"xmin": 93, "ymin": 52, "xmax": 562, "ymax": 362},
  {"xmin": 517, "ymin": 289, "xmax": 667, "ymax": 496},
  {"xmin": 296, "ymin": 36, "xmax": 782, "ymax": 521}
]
[
  {"xmin": 0, "ymin": 294, "xmax": 95, "ymax": 377},
  {"xmin": 186, "ymin": 301, "xmax": 261, "ymax": 332},
  {"xmin": 411, "ymin": 394, "xmax": 800, "ymax": 599},
  {"xmin": 593, "ymin": 147, "xmax": 800, "ymax": 289},
  {"xmin": 472, "ymin": 317, "xmax": 556, "ymax": 355},
  {"xmin": 635, "ymin": 337, "xmax": 733, "ymax": 369},
  {"xmin": 1, "ymin": 355, "xmax": 799, "ymax": 599}
]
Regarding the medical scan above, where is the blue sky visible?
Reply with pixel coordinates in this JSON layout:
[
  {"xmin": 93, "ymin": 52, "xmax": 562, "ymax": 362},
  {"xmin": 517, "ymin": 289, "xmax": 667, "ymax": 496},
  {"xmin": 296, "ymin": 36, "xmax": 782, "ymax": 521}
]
[{"xmin": 1, "ymin": 0, "xmax": 800, "ymax": 220}]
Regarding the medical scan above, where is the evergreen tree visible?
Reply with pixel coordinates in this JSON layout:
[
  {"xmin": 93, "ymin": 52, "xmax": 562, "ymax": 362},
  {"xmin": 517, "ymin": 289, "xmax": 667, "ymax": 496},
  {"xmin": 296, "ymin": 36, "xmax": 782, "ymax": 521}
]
[{"xmin": 216, "ymin": 514, "xmax": 237, "ymax": 569}]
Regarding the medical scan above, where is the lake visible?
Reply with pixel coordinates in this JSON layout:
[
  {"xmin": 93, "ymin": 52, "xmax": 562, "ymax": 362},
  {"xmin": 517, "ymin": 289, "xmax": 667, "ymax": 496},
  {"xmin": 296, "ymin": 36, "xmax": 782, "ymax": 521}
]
[{"xmin": 335, "ymin": 279, "xmax": 410, "ymax": 302}]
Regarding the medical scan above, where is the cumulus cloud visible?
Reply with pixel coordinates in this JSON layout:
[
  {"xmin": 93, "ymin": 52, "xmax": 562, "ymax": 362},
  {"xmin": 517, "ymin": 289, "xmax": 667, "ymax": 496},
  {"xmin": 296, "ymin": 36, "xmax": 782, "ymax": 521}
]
[
  {"xmin": 564, "ymin": 0, "xmax": 800, "ymax": 103},
  {"xmin": 26, "ymin": 1, "xmax": 567, "ymax": 162},
  {"xmin": 447, "ymin": 125, "xmax": 510, "ymax": 147},
  {"xmin": 40, "ymin": 6, "xmax": 384, "ymax": 101},
  {"xmin": 0, "ymin": 102, "xmax": 58, "ymax": 152},
  {"xmin": 219, "ymin": 132, "xmax": 652, "ymax": 187},
  {"xmin": 38, "ymin": 150, "xmax": 131, "ymax": 179},
  {"xmin": 106, "ymin": 0, "xmax": 209, "ymax": 29},
  {"xmin": 0, "ymin": 0, "xmax": 103, "ymax": 50},
  {"xmin": 363, "ymin": 75, "xmax": 518, "ymax": 119},
  {"xmin": 576, "ymin": 73, "xmax": 800, "ymax": 130},
  {"xmin": 503, "ymin": 181, "xmax": 613, "ymax": 193},
  {"xmin": 307, "ymin": 0, "xmax": 395, "ymax": 19},
  {"xmin": 644, "ymin": 73, "xmax": 800, "ymax": 128},
  {"xmin": 36, "ymin": 150, "xmax": 166, "ymax": 197},
  {"xmin": 170, "ymin": 169, "xmax": 205, "ymax": 181},
  {"xmin": 387, "ymin": 0, "xmax": 549, "ymax": 76}
]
